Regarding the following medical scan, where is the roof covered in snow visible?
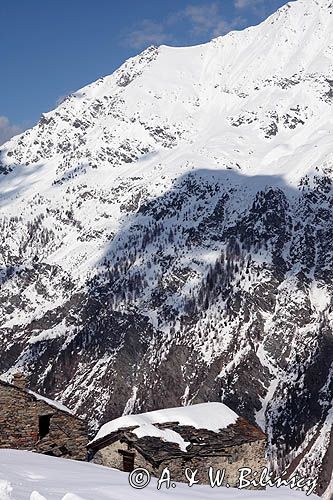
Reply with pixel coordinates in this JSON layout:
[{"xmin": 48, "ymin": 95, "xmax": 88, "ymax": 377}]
[
  {"xmin": 89, "ymin": 403, "xmax": 265, "ymax": 462},
  {"xmin": 0, "ymin": 379, "xmax": 74, "ymax": 417},
  {"xmin": 26, "ymin": 389, "xmax": 73, "ymax": 415},
  {"xmin": 92, "ymin": 402, "xmax": 238, "ymax": 443}
]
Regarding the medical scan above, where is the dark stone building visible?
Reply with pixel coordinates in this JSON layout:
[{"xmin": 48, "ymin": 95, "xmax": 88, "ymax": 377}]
[
  {"xmin": 0, "ymin": 373, "xmax": 87, "ymax": 460},
  {"xmin": 89, "ymin": 403, "xmax": 266, "ymax": 487}
]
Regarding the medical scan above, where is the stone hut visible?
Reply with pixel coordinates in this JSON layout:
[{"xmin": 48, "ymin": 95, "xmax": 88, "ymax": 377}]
[
  {"xmin": 0, "ymin": 373, "xmax": 87, "ymax": 460},
  {"xmin": 88, "ymin": 402, "xmax": 266, "ymax": 487}
]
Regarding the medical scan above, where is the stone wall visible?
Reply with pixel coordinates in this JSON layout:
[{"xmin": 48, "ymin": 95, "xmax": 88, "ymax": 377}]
[
  {"xmin": 92, "ymin": 438, "xmax": 266, "ymax": 488},
  {"xmin": 0, "ymin": 382, "xmax": 87, "ymax": 460}
]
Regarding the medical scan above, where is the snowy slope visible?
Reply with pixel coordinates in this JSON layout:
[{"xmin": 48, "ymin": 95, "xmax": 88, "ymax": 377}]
[
  {"xmin": 0, "ymin": 450, "xmax": 320, "ymax": 500},
  {"xmin": 0, "ymin": 0, "xmax": 333, "ymax": 497}
]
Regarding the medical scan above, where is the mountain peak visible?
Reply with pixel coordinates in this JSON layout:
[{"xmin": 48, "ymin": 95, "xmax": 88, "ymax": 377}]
[{"xmin": 2, "ymin": 0, "xmax": 332, "ymax": 184}]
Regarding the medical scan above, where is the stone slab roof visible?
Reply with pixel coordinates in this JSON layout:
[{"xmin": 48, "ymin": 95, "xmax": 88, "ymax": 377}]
[{"xmin": 89, "ymin": 411, "xmax": 266, "ymax": 466}]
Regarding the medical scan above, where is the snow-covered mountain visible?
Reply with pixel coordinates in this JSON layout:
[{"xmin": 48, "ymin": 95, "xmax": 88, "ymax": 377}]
[{"xmin": 0, "ymin": 0, "xmax": 332, "ymax": 496}]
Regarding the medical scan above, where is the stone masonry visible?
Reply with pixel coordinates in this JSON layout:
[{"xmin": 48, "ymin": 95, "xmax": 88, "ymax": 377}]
[
  {"xmin": 93, "ymin": 437, "xmax": 266, "ymax": 487},
  {"xmin": 0, "ymin": 375, "xmax": 87, "ymax": 460},
  {"xmin": 90, "ymin": 415, "xmax": 267, "ymax": 488}
]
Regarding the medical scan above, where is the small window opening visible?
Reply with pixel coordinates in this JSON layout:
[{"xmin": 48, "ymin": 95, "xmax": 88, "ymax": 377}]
[{"xmin": 39, "ymin": 415, "xmax": 51, "ymax": 439}]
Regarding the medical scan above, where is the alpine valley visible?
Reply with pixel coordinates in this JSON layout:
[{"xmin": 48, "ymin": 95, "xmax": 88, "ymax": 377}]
[{"xmin": 0, "ymin": 0, "xmax": 333, "ymax": 496}]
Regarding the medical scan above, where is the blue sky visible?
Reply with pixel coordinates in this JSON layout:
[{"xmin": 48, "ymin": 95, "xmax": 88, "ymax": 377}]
[{"xmin": 0, "ymin": 0, "xmax": 287, "ymax": 144}]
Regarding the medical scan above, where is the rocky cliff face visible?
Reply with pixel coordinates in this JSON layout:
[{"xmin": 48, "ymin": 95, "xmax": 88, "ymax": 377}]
[{"xmin": 0, "ymin": 0, "xmax": 332, "ymax": 495}]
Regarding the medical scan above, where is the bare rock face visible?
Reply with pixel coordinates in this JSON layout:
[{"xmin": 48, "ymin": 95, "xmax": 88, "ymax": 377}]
[{"xmin": 0, "ymin": 0, "xmax": 333, "ymax": 495}]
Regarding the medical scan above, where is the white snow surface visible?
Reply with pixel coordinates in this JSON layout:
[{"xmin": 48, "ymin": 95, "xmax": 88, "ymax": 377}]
[
  {"xmin": 91, "ymin": 403, "xmax": 238, "ymax": 446},
  {"xmin": 0, "ymin": 449, "xmax": 320, "ymax": 500},
  {"xmin": 26, "ymin": 390, "xmax": 73, "ymax": 415}
]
